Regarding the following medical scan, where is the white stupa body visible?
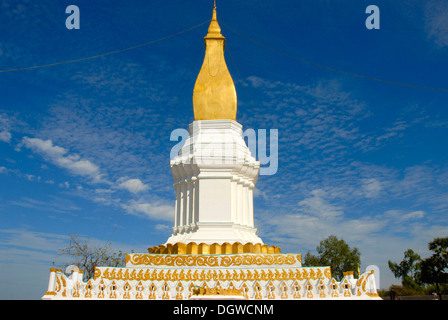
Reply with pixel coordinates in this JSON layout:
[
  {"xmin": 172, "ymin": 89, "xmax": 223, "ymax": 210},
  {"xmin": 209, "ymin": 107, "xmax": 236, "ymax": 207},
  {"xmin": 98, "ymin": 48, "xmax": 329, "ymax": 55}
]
[{"xmin": 166, "ymin": 120, "xmax": 263, "ymax": 245}]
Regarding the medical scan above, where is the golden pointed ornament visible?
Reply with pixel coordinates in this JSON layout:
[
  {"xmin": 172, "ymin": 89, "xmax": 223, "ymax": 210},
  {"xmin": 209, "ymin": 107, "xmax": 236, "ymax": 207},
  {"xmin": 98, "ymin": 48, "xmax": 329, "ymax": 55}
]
[{"xmin": 193, "ymin": 2, "xmax": 237, "ymax": 121}]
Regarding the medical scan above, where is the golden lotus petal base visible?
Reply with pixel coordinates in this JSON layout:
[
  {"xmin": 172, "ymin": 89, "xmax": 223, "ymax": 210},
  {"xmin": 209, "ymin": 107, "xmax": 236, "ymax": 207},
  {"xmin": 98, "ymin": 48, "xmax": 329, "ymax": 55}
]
[{"xmin": 147, "ymin": 242, "xmax": 281, "ymax": 255}]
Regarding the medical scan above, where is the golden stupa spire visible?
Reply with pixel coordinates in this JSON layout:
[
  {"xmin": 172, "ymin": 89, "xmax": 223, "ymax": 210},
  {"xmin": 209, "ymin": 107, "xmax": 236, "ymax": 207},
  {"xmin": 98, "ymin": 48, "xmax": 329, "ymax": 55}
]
[{"xmin": 192, "ymin": 1, "xmax": 237, "ymax": 121}]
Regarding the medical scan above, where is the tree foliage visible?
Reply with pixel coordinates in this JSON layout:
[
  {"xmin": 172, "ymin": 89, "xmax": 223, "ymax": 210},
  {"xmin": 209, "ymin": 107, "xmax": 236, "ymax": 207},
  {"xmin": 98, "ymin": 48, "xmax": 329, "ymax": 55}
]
[
  {"xmin": 388, "ymin": 249, "xmax": 421, "ymax": 290},
  {"xmin": 418, "ymin": 237, "xmax": 448, "ymax": 300},
  {"xmin": 303, "ymin": 235, "xmax": 361, "ymax": 280},
  {"xmin": 388, "ymin": 237, "xmax": 448, "ymax": 299},
  {"xmin": 56, "ymin": 234, "xmax": 127, "ymax": 280}
]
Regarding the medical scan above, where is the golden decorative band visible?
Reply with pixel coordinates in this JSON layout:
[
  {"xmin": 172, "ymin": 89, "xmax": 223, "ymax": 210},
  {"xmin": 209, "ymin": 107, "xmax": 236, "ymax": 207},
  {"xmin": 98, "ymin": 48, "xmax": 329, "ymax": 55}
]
[
  {"xmin": 95, "ymin": 266, "xmax": 331, "ymax": 282},
  {"xmin": 127, "ymin": 253, "xmax": 301, "ymax": 267},
  {"xmin": 147, "ymin": 242, "xmax": 281, "ymax": 255}
]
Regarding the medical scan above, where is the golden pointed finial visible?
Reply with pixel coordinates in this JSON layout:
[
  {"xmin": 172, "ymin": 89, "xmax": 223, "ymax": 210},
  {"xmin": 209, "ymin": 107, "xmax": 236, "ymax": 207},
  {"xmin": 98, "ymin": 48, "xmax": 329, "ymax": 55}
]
[
  {"xmin": 192, "ymin": 1, "xmax": 237, "ymax": 121},
  {"xmin": 206, "ymin": 1, "xmax": 223, "ymax": 39}
]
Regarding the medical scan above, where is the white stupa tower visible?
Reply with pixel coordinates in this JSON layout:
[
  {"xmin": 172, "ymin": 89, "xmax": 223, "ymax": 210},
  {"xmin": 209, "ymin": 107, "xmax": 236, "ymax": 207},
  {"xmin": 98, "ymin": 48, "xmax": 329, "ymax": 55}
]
[
  {"xmin": 166, "ymin": 4, "xmax": 262, "ymax": 245},
  {"xmin": 147, "ymin": 2, "xmax": 279, "ymax": 255}
]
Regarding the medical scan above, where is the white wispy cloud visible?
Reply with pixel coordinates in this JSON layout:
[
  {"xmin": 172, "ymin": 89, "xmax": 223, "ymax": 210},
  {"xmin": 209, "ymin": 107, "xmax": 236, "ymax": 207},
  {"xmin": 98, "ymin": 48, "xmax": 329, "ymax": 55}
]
[
  {"xmin": 384, "ymin": 209, "xmax": 426, "ymax": 223},
  {"xmin": 35, "ymin": 97, "xmax": 173, "ymax": 193},
  {"xmin": 298, "ymin": 189, "xmax": 344, "ymax": 220},
  {"xmin": 122, "ymin": 199, "xmax": 173, "ymax": 221},
  {"xmin": 13, "ymin": 131, "xmax": 170, "ymax": 224},
  {"xmin": 9, "ymin": 196, "xmax": 81, "ymax": 214},
  {"xmin": 116, "ymin": 177, "xmax": 149, "ymax": 194},
  {"xmin": 356, "ymin": 120, "xmax": 410, "ymax": 152},
  {"xmin": 0, "ymin": 113, "xmax": 13, "ymax": 143},
  {"xmin": 240, "ymin": 77, "xmax": 367, "ymax": 157},
  {"xmin": 360, "ymin": 178, "xmax": 382, "ymax": 198},
  {"xmin": 425, "ymin": 0, "xmax": 448, "ymax": 48},
  {"xmin": 0, "ymin": 130, "xmax": 11, "ymax": 143},
  {"xmin": 241, "ymin": 75, "xmax": 448, "ymax": 223},
  {"xmin": 0, "ymin": 228, "xmax": 69, "ymax": 256},
  {"xmin": 240, "ymin": 76, "xmax": 420, "ymax": 160},
  {"xmin": 20, "ymin": 137, "xmax": 105, "ymax": 183},
  {"xmin": 253, "ymin": 187, "xmax": 268, "ymax": 200}
]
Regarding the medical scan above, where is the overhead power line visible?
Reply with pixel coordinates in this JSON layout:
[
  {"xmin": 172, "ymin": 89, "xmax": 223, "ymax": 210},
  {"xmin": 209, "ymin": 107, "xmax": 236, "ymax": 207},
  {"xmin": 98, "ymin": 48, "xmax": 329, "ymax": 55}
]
[
  {"xmin": 221, "ymin": 22, "xmax": 448, "ymax": 93},
  {"xmin": 1, "ymin": 17, "xmax": 446, "ymax": 93},
  {"xmin": 0, "ymin": 20, "xmax": 210, "ymax": 73}
]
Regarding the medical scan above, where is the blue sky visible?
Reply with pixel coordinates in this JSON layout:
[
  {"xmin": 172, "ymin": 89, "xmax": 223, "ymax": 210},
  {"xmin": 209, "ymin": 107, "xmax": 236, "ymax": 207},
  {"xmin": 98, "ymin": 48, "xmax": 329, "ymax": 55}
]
[{"xmin": 1, "ymin": 0, "xmax": 448, "ymax": 299}]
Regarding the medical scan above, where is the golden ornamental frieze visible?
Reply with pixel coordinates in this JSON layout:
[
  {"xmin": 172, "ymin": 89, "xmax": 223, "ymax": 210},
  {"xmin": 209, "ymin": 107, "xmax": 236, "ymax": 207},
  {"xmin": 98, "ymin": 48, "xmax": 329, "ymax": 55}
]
[
  {"xmin": 95, "ymin": 266, "xmax": 331, "ymax": 282},
  {"xmin": 146, "ymin": 242, "xmax": 282, "ymax": 255},
  {"xmin": 127, "ymin": 253, "xmax": 300, "ymax": 267}
]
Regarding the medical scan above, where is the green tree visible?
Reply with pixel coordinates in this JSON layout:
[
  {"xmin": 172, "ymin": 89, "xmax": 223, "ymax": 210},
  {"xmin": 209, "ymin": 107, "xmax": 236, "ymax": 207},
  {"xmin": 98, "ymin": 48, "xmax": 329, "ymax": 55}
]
[
  {"xmin": 56, "ymin": 234, "xmax": 128, "ymax": 280},
  {"xmin": 428, "ymin": 237, "xmax": 448, "ymax": 263},
  {"xmin": 303, "ymin": 235, "xmax": 361, "ymax": 280},
  {"xmin": 388, "ymin": 249, "xmax": 422, "ymax": 291},
  {"xmin": 418, "ymin": 237, "xmax": 448, "ymax": 300},
  {"xmin": 303, "ymin": 251, "xmax": 320, "ymax": 267}
]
